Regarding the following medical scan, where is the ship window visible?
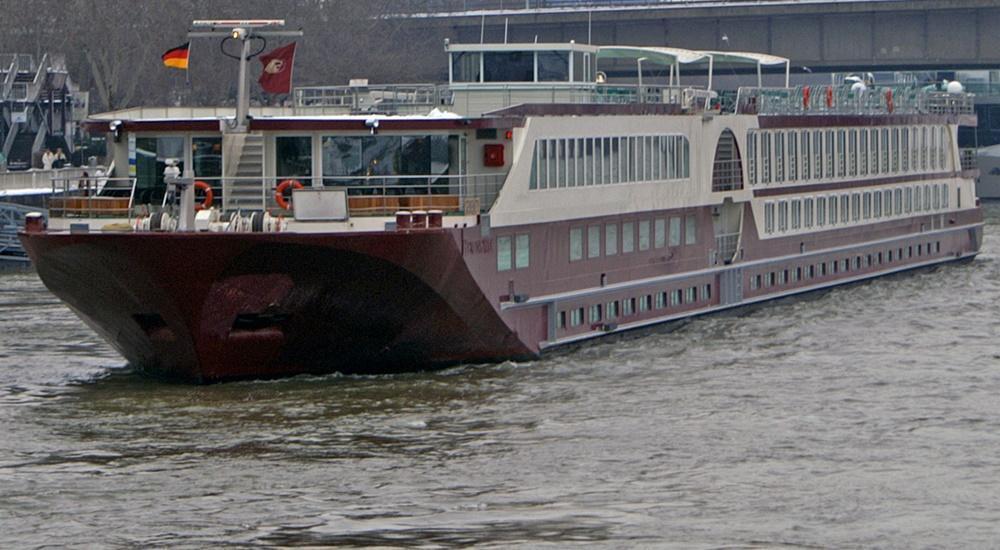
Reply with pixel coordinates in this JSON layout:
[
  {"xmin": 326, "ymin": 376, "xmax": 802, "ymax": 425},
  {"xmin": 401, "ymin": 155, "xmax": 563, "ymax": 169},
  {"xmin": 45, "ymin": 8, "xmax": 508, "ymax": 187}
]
[
  {"xmin": 703, "ymin": 284, "xmax": 712, "ymax": 300},
  {"xmin": 892, "ymin": 127, "xmax": 900, "ymax": 172},
  {"xmin": 936, "ymin": 241, "xmax": 941, "ymax": 253},
  {"xmin": 685, "ymin": 287, "xmax": 696, "ymax": 303},
  {"xmin": 588, "ymin": 225, "xmax": 601, "ymax": 258},
  {"xmin": 841, "ymin": 195, "xmax": 850, "ymax": 224},
  {"xmin": 484, "ymin": 51, "xmax": 534, "ymax": 82},
  {"xmin": 905, "ymin": 187, "xmax": 913, "ymax": 213},
  {"xmin": 559, "ymin": 311, "xmax": 567, "ymax": 329},
  {"xmin": 537, "ymin": 51, "xmax": 570, "ymax": 82},
  {"xmin": 623, "ymin": 298, "xmax": 635, "ymax": 316},
  {"xmin": 793, "ymin": 267, "xmax": 801, "ymax": 282},
  {"xmin": 863, "ymin": 192, "xmax": 872, "ymax": 220},
  {"xmin": 623, "ymin": 221, "xmax": 635, "ymax": 253},
  {"xmin": 825, "ymin": 129, "xmax": 835, "ymax": 179},
  {"xmin": 942, "ymin": 184, "xmax": 949, "ymax": 209},
  {"xmin": 685, "ymin": 215, "xmax": 697, "ymax": 245},
  {"xmin": 671, "ymin": 289, "xmax": 682, "ymax": 306},
  {"xmin": 571, "ymin": 308, "xmax": 583, "ymax": 327},
  {"xmin": 848, "ymin": 129, "xmax": 857, "ymax": 177},
  {"xmin": 813, "ymin": 130, "xmax": 823, "ymax": 180},
  {"xmin": 888, "ymin": 249, "xmax": 894, "ymax": 262},
  {"xmin": 929, "ymin": 127, "xmax": 937, "ymax": 170},
  {"xmin": 870, "ymin": 128, "xmax": 879, "ymax": 174},
  {"xmin": 779, "ymin": 269, "xmax": 787, "ymax": 285},
  {"xmin": 925, "ymin": 185, "xmax": 933, "ymax": 210},
  {"xmin": 640, "ymin": 295, "xmax": 651, "ymax": 312},
  {"xmin": 766, "ymin": 272, "xmax": 775, "ymax": 287},
  {"xmin": 816, "ymin": 197, "xmax": 826, "ymax": 226},
  {"xmin": 874, "ymin": 191, "xmax": 882, "ymax": 218},
  {"xmin": 828, "ymin": 194, "xmax": 837, "ymax": 226},
  {"xmin": 712, "ymin": 129, "xmax": 744, "ymax": 191},
  {"xmin": 761, "ymin": 132, "xmax": 772, "ymax": 184},
  {"xmin": 669, "ymin": 217, "xmax": 681, "ymax": 246},
  {"xmin": 858, "ymin": 129, "xmax": 867, "ymax": 176},
  {"xmin": 515, "ymin": 234, "xmax": 530, "ymax": 269},
  {"xmin": 134, "ymin": 136, "xmax": 185, "ymax": 206},
  {"xmin": 940, "ymin": 127, "xmax": 947, "ymax": 169},
  {"xmin": 276, "ymin": 136, "xmax": 313, "ymax": 182},
  {"xmin": 775, "ymin": 131, "xmax": 785, "ymax": 183},
  {"xmin": 914, "ymin": 185, "xmax": 922, "ymax": 211},
  {"xmin": 883, "ymin": 190, "xmax": 892, "ymax": 216},
  {"xmin": 852, "ymin": 193, "xmax": 861, "ymax": 221},
  {"xmin": 654, "ymin": 218, "xmax": 666, "ymax": 248},
  {"xmin": 656, "ymin": 291, "xmax": 666, "ymax": 309},
  {"xmin": 881, "ymin": 128, "xmax": 889, "ymax": 173},
  {"xmin": 570, "ymin": 227, "xmax": 583, "ymax": 261},
  {"xmin": 901, "ymin": 127, "xmax": 910, "ymax": 171},
  {"xmin": 606, "ymin": 301, "xmax": 619, "ymax": 319},
  {"xmin": 590, "ymin": 304, "xmax": 602, "ymax": 323},
  {"xmin": 605, "ymin": 223, "xmax": 618, "ymax": 256},
  {"xmin": 778, "ymin": 201, "xmax": 788, "ymax": 232},
  {"xmin": 747, "ymin": 131, "xmax": 758, "ymax": 185},
  {"xmin": 804, "ymin": 198, "xmax": 814, "ymax": 228},
  {"xmin": 639, "ymin": 220, "xmax": 651, "ymax": 251},
  {"xmin": 192, "ymin": 136, "xmax": 222, "ymax": 197},
  {"xmin": 497, "ymin": 236, "xmax": 512, "ymax": 271},
  {"xmin": 933, "ymin": 184, "xmax": 941, "ymax": 209},
  {"xmin": 750, "ymin": 275, "xmax": 759, "ymax": 290},
  {"xmin": 451, "ymin": 51, "xmax": 481, "ymax": 82},
  {"xmin": 808, "ymin": 265, "xmax": 815, "ymax": 279},
  {"xmin": 837, "ymin": 129, "xmax": 846, "ymax": 178},
  {"xmin": 921, "ymin": 127, "xmax": 928, "ymax": 170},
  {"xmin": 820, "ymin": 262, "xmax": 827, "ymax": 276},
  {"xmin": 791, "ymin": 200, "xmax": 801, "ymax": 230},
  {"xmin": 764, "ymin": 202, "xmax": 775, "ymax": 234},
  {"xmin": 801, "ymin": 131, "xmax": 811, "ymax": 180},
  {"xmin": 894, "ymin": 188, "xmax": 903, "ymax": 214}
]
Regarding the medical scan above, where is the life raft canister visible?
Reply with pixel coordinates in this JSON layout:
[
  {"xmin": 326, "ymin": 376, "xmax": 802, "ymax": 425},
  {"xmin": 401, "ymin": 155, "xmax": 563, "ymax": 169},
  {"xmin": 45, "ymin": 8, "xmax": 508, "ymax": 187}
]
[
  {"xmin": 274, "ymin": 179, "xmax": 304, "ymax": 210},
  {"xmin": 885, "ymin": 89, "xmax": 894, "ymax": 113},
  {"xmin": 825, "ymin": 86, "xmax": 834, "ymax": 108},
  {"xmin": 194, "ymin": 181, "xmax": 214, "ymax": 211},
  {"xmin": 802, "ymin": 86, "xmax": 811, "ymax": 109}
]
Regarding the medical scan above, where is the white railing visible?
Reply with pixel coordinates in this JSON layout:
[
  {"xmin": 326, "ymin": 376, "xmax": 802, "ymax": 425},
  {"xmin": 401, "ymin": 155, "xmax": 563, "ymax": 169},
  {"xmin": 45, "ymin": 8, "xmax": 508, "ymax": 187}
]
[
  {"xmin": 0, "ymin": 168, "xmax": 92, "ymax": 193},
  {"xmin": 47, "ymin": 175, "xmax": 136, "ymax": 219},
  {"xmin": 737, "ymin": 85, "xmax": 975, "ymax": 116}
]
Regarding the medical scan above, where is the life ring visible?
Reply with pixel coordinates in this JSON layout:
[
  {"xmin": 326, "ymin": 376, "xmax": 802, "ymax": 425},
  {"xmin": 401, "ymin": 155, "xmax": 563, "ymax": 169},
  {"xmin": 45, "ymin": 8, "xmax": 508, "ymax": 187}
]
[
  {"xmin": 274, "ymin": 179, "xmax": 304, "ymax": 210},
  {"xmin": 194, "ymin": 181, "xmax": 214, "ymax": 211},
  {"xmin": 825, "ymin": 86, "xmax": 834, "ymax": 108},
  {"xmin": 802, "ymin": 86, "xmax": 811, "ymax": 109},
  {"xmin": 885, "ymin": 89, "xmax": 894, "ymax": 113}
]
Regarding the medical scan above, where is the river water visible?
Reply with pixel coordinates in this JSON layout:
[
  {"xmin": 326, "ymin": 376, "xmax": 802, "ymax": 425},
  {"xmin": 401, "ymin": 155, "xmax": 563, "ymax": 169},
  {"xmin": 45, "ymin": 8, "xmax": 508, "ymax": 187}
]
[{"xmin": 2, "ymin": 205, "xmax": 1000, "ymax": 548}]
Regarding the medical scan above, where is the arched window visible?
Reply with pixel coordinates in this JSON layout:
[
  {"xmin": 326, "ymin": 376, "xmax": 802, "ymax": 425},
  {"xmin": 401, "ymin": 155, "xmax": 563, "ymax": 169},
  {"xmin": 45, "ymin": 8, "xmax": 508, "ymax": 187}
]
[{"xmin": 712, "ymin": 129, "xmax": 744, "ymax": 192}]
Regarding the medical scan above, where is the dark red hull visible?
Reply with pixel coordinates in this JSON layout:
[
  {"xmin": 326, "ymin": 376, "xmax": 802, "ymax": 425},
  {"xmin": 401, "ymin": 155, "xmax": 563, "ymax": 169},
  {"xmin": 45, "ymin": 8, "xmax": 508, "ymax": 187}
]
[{"xmin": 19, "ymin": 229, "xmax": 532, "ymax": 382}]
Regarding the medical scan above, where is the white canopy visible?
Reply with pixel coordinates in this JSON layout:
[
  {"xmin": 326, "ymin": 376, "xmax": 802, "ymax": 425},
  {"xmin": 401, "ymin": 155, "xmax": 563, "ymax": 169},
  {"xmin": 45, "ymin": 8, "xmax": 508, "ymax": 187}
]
[{"xmin": 596, "ymin": 45, "xmax": 791, "ymax": 88}]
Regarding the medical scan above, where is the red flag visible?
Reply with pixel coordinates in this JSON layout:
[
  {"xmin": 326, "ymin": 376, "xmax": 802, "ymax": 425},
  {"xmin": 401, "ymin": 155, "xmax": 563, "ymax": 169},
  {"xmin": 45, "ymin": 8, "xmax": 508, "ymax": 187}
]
[{"xmin": 258, "ymin": 42, "xmax": 296, "ymax": 94}]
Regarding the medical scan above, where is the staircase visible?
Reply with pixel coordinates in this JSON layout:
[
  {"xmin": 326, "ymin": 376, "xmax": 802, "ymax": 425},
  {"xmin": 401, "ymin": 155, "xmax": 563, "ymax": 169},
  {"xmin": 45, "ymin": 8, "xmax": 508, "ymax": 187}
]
[{"xmin": 223, "ymin": 133, "xmax": 266, "ymax": 211}]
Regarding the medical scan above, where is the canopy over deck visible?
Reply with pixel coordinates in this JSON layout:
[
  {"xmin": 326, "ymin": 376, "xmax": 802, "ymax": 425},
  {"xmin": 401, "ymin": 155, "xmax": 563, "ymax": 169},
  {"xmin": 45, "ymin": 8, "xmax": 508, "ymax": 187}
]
[{"xmin": 596, "ymin": 45, "xmax": 790, "ymax": 89}]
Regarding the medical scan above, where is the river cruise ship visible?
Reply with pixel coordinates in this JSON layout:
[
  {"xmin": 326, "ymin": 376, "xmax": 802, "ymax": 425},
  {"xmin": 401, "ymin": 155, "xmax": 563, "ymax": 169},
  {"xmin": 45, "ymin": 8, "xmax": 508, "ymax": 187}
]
[{"xmin": 20, "ymin": 39, "xmax": 982, "ymax": 382}]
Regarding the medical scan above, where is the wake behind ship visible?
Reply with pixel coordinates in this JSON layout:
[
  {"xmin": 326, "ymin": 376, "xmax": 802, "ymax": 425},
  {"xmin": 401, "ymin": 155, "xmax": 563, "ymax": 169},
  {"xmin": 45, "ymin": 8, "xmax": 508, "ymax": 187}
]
[{"xmin": 20, "ymin": 21, "xmax": 984, "ymax": 382}]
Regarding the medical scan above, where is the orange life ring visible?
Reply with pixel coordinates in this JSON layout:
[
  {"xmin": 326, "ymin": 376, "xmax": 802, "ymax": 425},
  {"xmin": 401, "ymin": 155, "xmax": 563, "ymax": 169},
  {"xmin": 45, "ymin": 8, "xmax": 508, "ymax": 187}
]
[
  {"xmin": 825, "ymin": 86, "xmax": 834, "ymax": 108},
  {"xmin": 274, "ymin": 179, "xmax": 304, "ymax": 210},
  {"xmin": 885, "ymin": 89, "xmax": 894, "ymax": 113},
  {"xmin": 194, "ymin": 180, "xmax": 214, "ymax": 211},
  {"xmin": 802, "ymin": 86, "xmax": 811, "ymax": 109}
]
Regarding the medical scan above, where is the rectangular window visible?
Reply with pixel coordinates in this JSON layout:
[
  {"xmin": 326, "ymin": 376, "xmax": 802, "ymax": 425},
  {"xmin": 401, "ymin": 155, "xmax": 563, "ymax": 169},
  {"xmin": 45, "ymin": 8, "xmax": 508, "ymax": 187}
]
[
  {"xmin": 559, "ymin": 311, "xmax": 567, "ymax": 329},
  {"xmin": 605, "ymin": 223, "xmax": 618, "ymax": 256},
  {"xmin": 902, "ymin": 127, "xmax": 910, "ymax": 172},
  {"xmin": 638, "ymin": 220, "xmax": 651, "ymax": 251},
  {"xmin": 881, "ymin": 128, "xmax": 890, "ymax": 173},
  {"xmin": 639, "ymin": 295, "xmax": 651, "ymax": 312},
  {"xmin": 829, "ymin": 195, "xmax": 838, "ymax": 226},
  {"xmin": 859, "ymin": 129, "xmax": 868, "ymax": 176},
  {"xmin": 874, "ymin": 191, "xmax": 882, "ymax": 218},
  {"xmin": 571, "ymin": 308, "xmax": 583, "ymax": 327},
  {"xmin": 816, "ymin": 196, "xmax": 826, "ymax": 226},
  {"xmin": 804, "ymin": 198, "xmax": 814, "ymax": 228},
  {"xmin": 623, "ymin": 298, "xmax": 635, "ymax": 316},
  {"xmin": 570, "ymin": 228, "xmax": 583, "ymax": 261},
  {"xmin": 622, "ymin": 221, "xmax": 635, "ymax": 253},
  {"xmin": 788, "ymin": 131, "xmax": 798, "ymax": 181},
  {"xmin": 775, "ymin": 131, "xmax": 785, "ymax": 182},
  {"xmin": 871, "ymin": 128, "xmax": 880, "ymax": 174},
  {"xmin": 761, "ymin": 132, "xmax": 772, "ymax": 184},
  {"xmin": 914, "ymin": 185, "xmax": 922, "ymax": 211},
  {"xmin": 671, "ymin": 289, "xmax": 682, "ymax": 306},
  {"xmin": 801, "ymin": 131, "xmax": 811, "ymax": 180},
  {"xmin": 685, "ymin": 215, "xmax": 697, "ymax": 245},
  {"xmin": 892, "ymin": 127, "xmax": 900, "ymax": 172},
  {"xmin": 825, "ymin": 129, "xmax": 835, "ymax": 179},
  {"xmin": 791, "ymin": 200, "xmax": 802, "ymax": 230},
  {"xmin": 703, "ymin": 284, "xmax": 712, "ymax": 300},
  {"xmin": 515, "ymin": 234, "xmax": 530, "ymax": 268},
  {"xmin": 814, "ymin": 130, "xmax": 824, "ymax": 179},
  {"xmin": 905, "ymin": 187, "xmax": 913, "ymax": 213},
  {"xmin": 669, "ymin": 217, "xmax": 681, "ymax": 246},
  {"xmin": 764, "ymin": 202, "xmax": 775, "ymax": 234},
  {"xmin": 497, "ymin": 235, "xmax": 512, "ymax": 271},
  {"xmin": 588, "ymin": 225, "xmax": 601, "ymax": 258},
  {"xmin": 778, "ymin": 201, "xmax": 789, "ymax": 232},
  {"xmin": 837, "ymin": 129, "xmax": 846, "ymax": 177},
  {"xmin": 654, "ymin": 218, "xmax": 666, "ymax": 248},
  {"xmin": 606, "ymin": 301, "xmax": 619, "ymax": 320},
  {"xmin": 840, "ymin": 195, "xmax": 850, "ymax": 224},
  {"xmin": 685, "ymin": 287, "xmax": 696, "ymax": 303},
  {"xmin": 863, "ymin": 192, "xmax": 872, "ymax": 220},
  {"xmin": 589, "ymin": 304, "xmax": 602, "ymax": 323},
  {"xmin": 747, "ymin": 131, "xmax": 758, "ymax": 185},
  {"xmin": 852, "ymin": 193, "xmax": 861, "ymax": 221},
  {"xmin": 655, "ymin": 291, "xmax": 666, "ymax": 309},
  {"xmin": 848, "ymin": 129, "xmax": 857, "ymax": 177}
]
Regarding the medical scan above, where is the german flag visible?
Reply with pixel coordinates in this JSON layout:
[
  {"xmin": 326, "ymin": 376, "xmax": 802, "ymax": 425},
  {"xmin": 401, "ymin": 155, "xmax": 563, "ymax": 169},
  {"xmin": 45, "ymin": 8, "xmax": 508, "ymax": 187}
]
[{"xmin": 161, "ymin": 42, "xmax": 190, "ymax": 70}]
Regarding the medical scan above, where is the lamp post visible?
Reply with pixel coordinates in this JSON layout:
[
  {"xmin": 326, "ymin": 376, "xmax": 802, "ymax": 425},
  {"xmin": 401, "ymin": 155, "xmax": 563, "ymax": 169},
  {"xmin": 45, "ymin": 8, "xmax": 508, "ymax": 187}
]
[{"xmin": 637, "ymin": 57, "xmax": 648, "ymax": 103}]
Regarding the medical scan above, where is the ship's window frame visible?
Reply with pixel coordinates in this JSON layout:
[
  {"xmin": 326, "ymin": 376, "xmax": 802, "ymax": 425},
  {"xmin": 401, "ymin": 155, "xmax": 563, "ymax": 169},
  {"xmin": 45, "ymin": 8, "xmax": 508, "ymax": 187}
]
[
  {"xmin": 801, "ymin": 130, "xmax": 811, "ymax": 180},
  {"xmin": 570, "ymin": 227, "xmax": 584, "ymax": 261},
  {"xmin": 775, "ymin": 131, "xmax": 785, "ymax": 183},
  {"xmin": 669, "ymin": 217, "xmax": 681, "ymax": 247},
  {"xmin": 684, "ymin": 214, "xmax": 697, "ymax": 245},
  {"xmin": 747, "ymin": 131, "xmax": 758, "ymax": 185},
  {"xmin": 638, "ymin": 219, "xmax": 651, "ymax": 251},
  {"xmin": 859, "ymin": 128, "xmax": 868, "ymax": 176},
  {"xmin": 764, "ymin": 201, "xmax": 775, "ymax": 234},
  {"xmin": 804, "ymin": 197, "xmax": 814, "ymax": 228},
  {"xmin": 778, "ymin": 200, "xmax": 789, "ymax": 232},
  {"xmin": 497, "ymin": 235, "xmax": 512, "ymax": 271},
  {"xmin": 816, "ymin": 196, "xmax": 827, "ymax": 226},
  {"xmin": 515, "ymin": 234, "xmax": 530, "ymax": 269},
  {"xmin": 623, "ymin": 221, "xmax": 635, "ymax": 253},
  {"xmin": 848, "ymin": 128, "xmax": 857, "ymax": 177},
  {"xmin": 788, "ymin": 129, "xmax": 798, "ymax": 181},
  {"xmin": 605, "ymin": 223, "xmax": 619, "ymax": 256},
  {"xmin": 588, "ymin": 225, "xmax": 601, "ymax": 258},
  {"xmin": 791, "ymin": 199, "xmax": 802, "ymax": 230},
  {"xmin": 654, "ymin": 218, "xmax": 666, "ymax": 248}
]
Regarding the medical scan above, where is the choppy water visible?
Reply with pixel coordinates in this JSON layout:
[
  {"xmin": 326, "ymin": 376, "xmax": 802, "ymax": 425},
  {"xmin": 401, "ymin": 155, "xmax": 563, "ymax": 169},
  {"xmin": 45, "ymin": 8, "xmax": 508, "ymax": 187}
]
[{"xmin": 2, "ymin": 206, "xmax": 1000, "ymax": 548}]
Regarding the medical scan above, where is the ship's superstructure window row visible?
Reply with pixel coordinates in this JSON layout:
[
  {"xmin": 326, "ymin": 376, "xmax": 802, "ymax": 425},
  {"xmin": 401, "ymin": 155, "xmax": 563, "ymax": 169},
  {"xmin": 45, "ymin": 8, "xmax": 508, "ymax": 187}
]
[
  {"xmin": 529, "ymin": 135, "xmax": 690, "ymax": 190},
  {"xmin": 746, "ymin": 126, "xmax": 949, "ymax": 186},
  {"xmin": 567, "ymin": 214, "xmax": 697, "ymax": 263},
  {"xmin": 762, "ymin": 182, "xmax": 951, "ymax": 236}
]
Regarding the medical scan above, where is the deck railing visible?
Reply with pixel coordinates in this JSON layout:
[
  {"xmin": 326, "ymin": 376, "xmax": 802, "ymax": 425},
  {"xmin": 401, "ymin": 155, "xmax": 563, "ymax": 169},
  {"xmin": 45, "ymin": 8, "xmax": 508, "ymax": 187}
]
[
  {"xmin": 0, "ymin": 168, "xmax": 93, "ymax": 193},
  {"xmin": 735, "ymin": 85, "xmax": 974, "ymax": 116},
  {"xmin": 47, "ymin": 176, "xmax": 135, "ymax": 219}
]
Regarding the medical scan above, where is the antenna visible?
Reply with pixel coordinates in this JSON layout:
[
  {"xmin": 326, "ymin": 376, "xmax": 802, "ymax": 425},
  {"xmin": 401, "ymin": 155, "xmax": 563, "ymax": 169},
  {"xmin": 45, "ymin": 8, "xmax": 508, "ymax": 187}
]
[{"xmin": 188, "ymin": 19, "xmax": 302, "ymax": 132}]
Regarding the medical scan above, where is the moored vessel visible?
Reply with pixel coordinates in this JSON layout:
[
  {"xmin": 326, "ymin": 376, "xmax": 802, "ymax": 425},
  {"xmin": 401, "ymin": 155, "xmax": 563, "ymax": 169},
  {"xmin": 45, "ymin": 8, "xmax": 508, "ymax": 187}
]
[{"xmin": 20, "ymin": 21, "xmax": 983, "ymax": 382}]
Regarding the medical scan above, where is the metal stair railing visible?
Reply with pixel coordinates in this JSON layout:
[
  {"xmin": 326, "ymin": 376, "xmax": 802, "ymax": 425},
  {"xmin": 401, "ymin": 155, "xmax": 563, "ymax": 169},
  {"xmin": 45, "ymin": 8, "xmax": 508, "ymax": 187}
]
[
  {"xmin": 1, "ymin": 55, "xmax": 18, "ymax": 101},
  {"xmin": 26, "ymin": 53, "xmax": 49, "ymax": 104}
]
